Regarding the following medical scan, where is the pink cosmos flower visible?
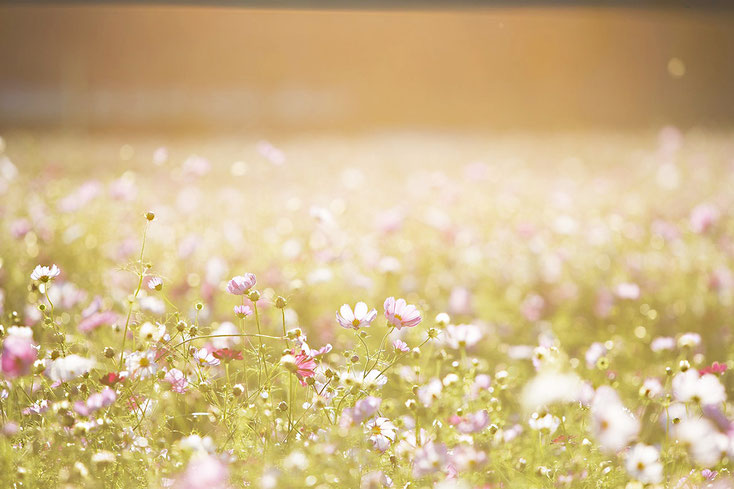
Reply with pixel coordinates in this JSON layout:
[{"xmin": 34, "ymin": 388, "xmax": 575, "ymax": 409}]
[
  {"xmin": 175, "ymin": 454, "xmax": 230, "ymax": 489},
  {"xmin": 383, "ymin": 297, "xmax": 422, "ymax": 329},
  {"xmin": 336, "ymin": 302, "xmax": 377, "ymax": 330},
  {"xmin": 226, "ymin": 274, "xmax": 256, "ymax": 295},
  {"xmin": 233, "ymin": 305, "xmax": 252, "ymax": 318},
  {"xmin": 78, "ymin": 310, "xmax": 118, "ymax": 333},
  {"xmin": 412, "ymin": 441, "xmax": 448, "ymax": 478},
  {"xmin": 293, "ymin": 351, "xmax": 317, "ymax": 386},
  {"xmin": 690, "ymin": 203, "xmax": 720, "ymax": 234},
  {"xmin": 74, "ymin": 387, "xmax": 116, "ymax": 416},
  {"xmin": 341, "ymin": 396, "xmax": 382, "ymax": 428},
  {"xmin": 1, "ymin": 335, "xmax": 37, "ymax": 378},
  {"xmin": 164, "ymin": 368, "xmax": 189, "ymax": 393},
  {"xmin": 700, "ymin": 362, "xmax": 727, "ymax": 376},
  {"xmin": 393, "ymin": 339, "xmax": 409, "ymax": 352},
  {"xmin": 448, "ymin": 409, "xmax": 489, "ymax": 434}
]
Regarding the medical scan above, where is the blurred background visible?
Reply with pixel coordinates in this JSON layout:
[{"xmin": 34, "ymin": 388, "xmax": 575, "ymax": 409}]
[{"xmin": 1, "ymin": 5, "xmax": 733, "ymax": 134}]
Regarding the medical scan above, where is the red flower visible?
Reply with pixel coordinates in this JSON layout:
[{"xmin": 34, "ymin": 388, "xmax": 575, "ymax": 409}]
[
  {"xmin": 213, "ymin": 348, "xmax": 243, "ymax": 362},
  {"xmin": 100, "ymin": 372, "xmax": 125, "ymax": 386}
]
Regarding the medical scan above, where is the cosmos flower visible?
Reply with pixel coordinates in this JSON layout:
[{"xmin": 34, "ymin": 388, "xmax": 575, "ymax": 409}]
[
  {"xmin": 30, "ymin": 264, "xmax": 60, "ymax": 282},
  {"xmin": 233, "ymin": 304, "xmax": 252, "ymax": 318},
  {"xmin": 164, "ymin": 368, "xmax": 189, "ymax": 394},
  {"xmin": 138, "ymin": 322, "xmax": 166, "ymax": 343},
  {"xmin": 175, "ymin": 454, "xmax": 230, "ymax": 489},
  {"xmin": 528, "ymin": 412, "xmax": 560, "ymax": 435},
  {"xmin": 393, "ymin": 339, "xmax": 409, "ymax": 352},
  {"xmin": 590, "ymin": 386, "xmax": 640, "ymax": 453},
  {"xmin": 147, "ymin": 276, "xmax": 163, "ymax": 291},
  {"xmin": 625, "ymin": 443, "xmax": 663, "ymax": 484},
  {"xmin": 441, "ymin": 323, "xmax": 482, "ymax": 350},
  {"xmin": 383, "ymin": 297, "xmax": 422, "ymax": 329},
  {"xmin": 46, "ymin": 354, "xmax": 95, "ymax": 383},
  {"xmin": 1, "ymin": 335, "xmax": 37, "ymax": 379},
  {"xmin": 336, "ymin": 302, "xmax": 377, "ymax": 330},
  {"xmin": 212, "ymin": 348, "xmax": 243, "ymax": 362},
  {"xmin": 74, "ymin": 388, "xmax": 117, "ymax": 417},
  {"xmin": 674, "ymin": 418, "xmax": 729, "ymax": 467},
  {"xmin": 193, "ymin": 348, "xmax": 221, "ymax": 367},
  {"xmin": 672, "ymin": 369, "xmax": 727, "ymax": 406},
  {"xmin": 226, "ymin": 274, "xmax": 256, "ymax": 295},
  {"xmin": 448, "ymin": 410, "xmax": 489, "ymax": 434},
  {"xmin": 412, "ymin": 441, "xmax": 448, "ymax": 478},
  {"xmin": 341, "ymin": 396, "xmax": 381, "ymax": 427},
  {"xmin": 282, "ymin": 350, "xmax": 317, "ymax": 386},
  {"xmin": 365, "ymin": 417, "xmax": 397, "ymax": 452},
  {"xmin": 124, "ymin": 350, "xmax": 158, "ymax": 379}
]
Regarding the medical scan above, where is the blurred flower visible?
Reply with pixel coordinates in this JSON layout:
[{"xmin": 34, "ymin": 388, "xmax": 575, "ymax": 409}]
[
  {"xmin": 46, "ymin": 354, "xmax": 95, "ymax": 383},
  {"xmin": 690, "ymin": 203, "xmax": 719, "ymax": 234},
  {"xmin": 412, "ymin": 441, "xmax": 448, "ymax": 478},
  {"xmin": 393, "ymin": 339, "xmax": 409, "ymax": 352},
  {"xmin": 591, "ymin": 386, "xmax": 639, "ymax": 453},
  {"xmin": 672, "ymin": 370, "xmax": 726, "ymax": 405},
  {"xmin": 442, "ymin": 323, "xmax": 482, "ymax": 350},
  {"xmin": 625, "ymin": 444, "xmax": 663, "ymax": 484},
  {"xmin": 164, "ymin": 369, "xmax": 189, "ymax": 394},
  {"xmin": 1, "ymin": 335, "xmax": 37, "ymax": 379},
  {"xmin": 448, "ymin": 410, "xmax": 489, "ymax": 434}
]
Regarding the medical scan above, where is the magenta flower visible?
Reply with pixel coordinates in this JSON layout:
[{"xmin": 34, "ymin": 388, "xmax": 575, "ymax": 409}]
[
  {"xmin": 226, "ymin": 273, "xmax": 256, "ymax": 295},
  {"xmin": 293, "ymin": 351, "xmax": 317, "ymax": 386},
  {"xmin": 1, "ymin": 335, "xmax": 37, "ymax": 379},
  {"xmin": 383, "ymin": 297, "xmax": 422, "ymax": 329},
  {"xmin": 336, "ymin": 302, "xmax": 377, "ymax": 330}
]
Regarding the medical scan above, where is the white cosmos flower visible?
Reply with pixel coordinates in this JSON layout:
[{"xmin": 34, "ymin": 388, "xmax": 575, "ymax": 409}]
[
  {"xmin": 365, "ymin": 417, "xmax": 397, "ymax": 452},
  {"xmin": 591, "ymin": 386, "xmax": 640, "ymax": 453},
  {"xmin": 674, "ymin": 418, "xmax": 729, "ymax": 467},
  {"xmin": 521, "ymin": 372, "xmax": 582, "ymax": 411},
  {"xmin": 625, "ymin": 444, "xmax": 663, "ymax": 484},
  {"xmin": 46, "ymin": 355, "xmax": 95, "ymax": 383},
  {"xmin": 441, "ymin": 324, "xmax": 482, "ymax": 350},
  {"xmin": 336, "ymin": 302, "xmax": 377, "ymax": 330},
  {"xmin": 6, "ymin": 326, "xmax": 33, "ymax": 339},
  {"xmin": 125, "ymin": 350, "xmax": 158, "ymax": 379},
  {"xmin": 528, "ymin": 412, "xmax": 560, "ymax": 434},
  {"xmin": 138, "ymin": 322, "xmax": 166, "ymax": 343},
  {"xmin": 193, "ymin": 347, "xmax": 220, "ymax": 367},
  {"xmin": 673, "ymin": 370, "xmax": 727, "ymax": 406},
  {"xmin": 31, "ymin": 264, "xmax": 61, "ymax": 282}
]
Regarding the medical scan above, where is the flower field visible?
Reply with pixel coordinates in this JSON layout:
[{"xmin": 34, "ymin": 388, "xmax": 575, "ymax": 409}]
[{"xmin": 0, "ymin": 129, "xmax": 733, "ymax": 488}]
